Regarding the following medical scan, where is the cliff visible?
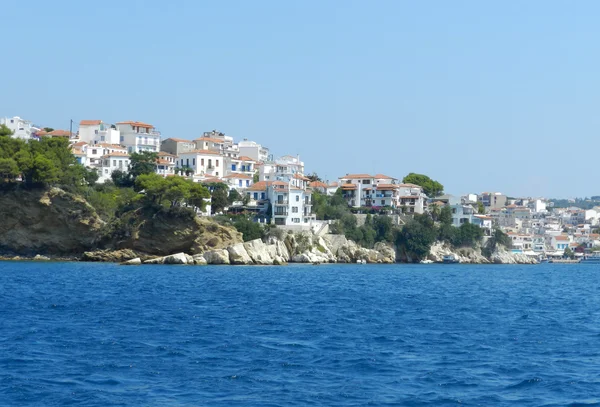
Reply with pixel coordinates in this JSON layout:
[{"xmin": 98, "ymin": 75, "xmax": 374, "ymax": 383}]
[
  {"xmin": 0, "ymin": 187, "xmax": 105, "ymax": 256},
  {"xmin": 0, "ymin": 187, "xmax": 242, "ymax": 259}
]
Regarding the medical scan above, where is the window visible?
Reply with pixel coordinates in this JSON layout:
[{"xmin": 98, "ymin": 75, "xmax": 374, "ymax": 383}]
[
  {"xmin": 208, "ymin": 159, "xmax": 212, "ymax": 168},
  {"xmin": 239, "ymin": 180, "xmax": 242, "ymax": 187},
  {"xmin": 292, "ymin": 207, "xmax": 298, "ymax": 213},
  {"xmin": 92, "ymin": 149, "xmax": 97, "ymax": 154},
  {"xmin": 254, "ymin": 193, "xmax": 258, "ymax": 200},
  {"xmin": 216, "ymin": 172, "xmax": 219, "ymax": 176},
  {"xmin": 381, "ymin": 200, "xmax": 385, "ymax": 205},
  {"xmin": 296, "ymin": 195, "xmax": 300, "ymax": 202},
  {"xmin": 186, "ymin": 158, "xmax": 189, "ymax": 166},
  {"xmin": 293, "ymin": 218, "xmax": 300, "ymax": 223},
  {"xmin": 101, "ymin": 136, "xmax": 105, "ymax": 141},
  {"xmin": 193, "ymin": 158, "xmax": 196, "ymax": 166},
  {"xmin": 232, "ymin": 164, "xmax": 236, "ymax": 171},
  {"xmin": 216, "ymin": 160, "xmax": 219, "ymax": 166},
  {"xmin": 362, "ymin": 180, "xmax": 371, "ymax": 184},
  {"xmin": 246, "ymin": 180, "xmax": 250, "ymax": 187},
  {"xmin": 95, "ymin": 130, "xmax": 98, "ymax": 135},
  {"xmin": 120, "ymin": 136, "xmax": 124, "ymax": 142}
]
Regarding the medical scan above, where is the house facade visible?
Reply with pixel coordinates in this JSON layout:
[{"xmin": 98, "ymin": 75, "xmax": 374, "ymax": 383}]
[
  {"xmin": 160, "ymin": 138, "xmax": 196, "ymax": 156},
  {"xmin": 117, "ymin": 121, "xmax": 161, "ymax": 153}
]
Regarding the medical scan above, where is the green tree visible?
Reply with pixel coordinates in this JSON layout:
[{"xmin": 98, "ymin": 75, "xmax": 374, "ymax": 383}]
[
  {"xmin": 307, "ymin": 172, "xmax": 322, "ymax": 182},
  {"xmin": 253, "ymin": 171, "xmax": 259, "ymax": 183},
  {"xmin": 129, "ymin": 151, "xmax": 158, "ymax": 180},
  {"xmin": 208, "ymin": 182, "xmax": 229, "ymax": 214},
  {"xmin": 395, "ymin": 216, "xmax": 437, "ymax": 261},
  {"xmin": 564, "ymin": 247, "xmax": 575, "ymax": 259},
  {"xmin": 402, "ymin": 173, "xmax": 444, "ymax": 197},
  {"xmin": 228, "ymin": 188, "xmax": 242, "ymax": 205},
  {"xmin": 111, "ymin": 169, "xmax": 134, "ymax": 188},
  {"xmin": 0, "ymin": 158, "xmax": 19, "ymax": 181},
  {"xmin": 477, "ymin": 201, "xmax": 486, "ymax": 214},
  {"xmin": 43, "ymin": 127, "xmax": 55, "ymax": 132},
  {"xmin": 188, "ymin": 182, "xmax": 211, "ymax": 212},
  {"xmin": 135, "ymin": 173, "xmax": 168, "ymax": 204},
  {"xmin": 452, "ymin": 222, "xmax": 484, "ymax": 247},
  {"xmin": 233, "ymin": 217, "xmax": 265, "ymax": 241},
  {"xmin": 0, "ymin": 124, "xmax": 14, "ymax": 137}
]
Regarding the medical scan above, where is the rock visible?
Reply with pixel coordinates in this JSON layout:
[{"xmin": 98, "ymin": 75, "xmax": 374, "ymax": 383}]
[
  {"xmin": 227, "ymin": 243, "xmax": 253, "ymax": 265},
  {"xmin": 374, "ymin": 242, "xmax": 396, "ymax": 263},
  {"xmin": 122, "ymin": 257, "xmax": 142, "ymax": 265},
  {"xmin": 143, "ymin": 252, "xmax": 190, "ymax": 265},
  {"xmin": 203, "ymin": 249, "xmax": 231, "ymax": 265},
  {"xmin": 243, "ymin": 239, "xmax": 274, "ymax": 265},
  {"xmin": 33, "ymin": 254, "xmax": 50, "ymax": 261},
  {"xmin": 491, "ymin": 247, "xmax": 537, "ymax": 264},
  {"xmin": 192, "ymin": 254, "xmax": 207, "ymax": 265},
  {"xmin": 82, "ymin": 249, "xmax": 139, "ymax": 263},
  {"xmin": 273, "ymin": 256, "xmax": 287, "ymax": 265}
]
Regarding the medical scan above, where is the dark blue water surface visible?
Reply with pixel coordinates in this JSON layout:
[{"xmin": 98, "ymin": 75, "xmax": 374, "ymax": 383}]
[{"xmin": 1, "ymin": 262, "xmax": 600, "ymax": 406}]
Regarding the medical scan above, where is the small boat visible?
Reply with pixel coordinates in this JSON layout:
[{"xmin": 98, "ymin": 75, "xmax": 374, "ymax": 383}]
[
  {"xmin": 442, "ymin": 255, "xmax": 460, "ymax": 264},
  {"xmin": 420, "ymin": 259, "xmax": 434, "ymax": 264},
  {"xmin": 312, "ymin": 262, "xmax": 321, "ymax": 265},
  {"xmin": 356, "ymin": 259, "xmax": 366, "ymax": 264}
]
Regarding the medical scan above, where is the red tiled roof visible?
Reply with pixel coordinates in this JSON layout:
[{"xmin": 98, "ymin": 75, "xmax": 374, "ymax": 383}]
[
  {"xmin": 339, "ymin": 174, "xmax": 373, "ymax": 180},
  {"xmin": 247, "ymin": 181, "xmax": 268, "ymax": 191},
  {"xmin": 101, "ymin": 152, "xmax": 130, "ymax": 158},
  {"xmin": 116, "ymin": 121, "xmax": 153, "ymax": 128},
  {"xmin": 164, "ymin": 137, "xmax": 193, "ymax": 143},
  {"xmin": 309, "ymin": 181, "xmax": 328, "ymax": 188},
  {"xmin": 374, "ymin": 174, "xmax": 394, "ymax": 179},
  {"xmin": 236, "ymin": 156, "xmax": 256, "ymax": 162},
  {"xmin": 194, "ymin": 137, "xmax": 225, "ymax": 144},
  {"xmin": 222, "ymin": 173, "xmax": 253, "ymax": 179},
  {"xmin": 79, "ymin": 120, "xmax": 102, "ymax": 126}
]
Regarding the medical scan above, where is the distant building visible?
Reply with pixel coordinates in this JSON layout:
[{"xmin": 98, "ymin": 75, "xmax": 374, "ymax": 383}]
[
  {"xmin": 161, "ymin": 138, "xmax": 196, "ymax": 156},
  {"xmin": 478, "ymin": 192, "xmax": 507, "ymax": 210},
  {"xmin": 116, "ymin": 121, "xmax": 161, "ymax": 153},
  {"xmin": 238, "ymin": 139, "xmax": 269, "ymax": 162},
  {"xmin": 0, "ymin": 116, "xmax": 40, "ymax": 140},
  {"xmin": 78, "ymin": 120, "xmax": 120, "ymax": 145}
]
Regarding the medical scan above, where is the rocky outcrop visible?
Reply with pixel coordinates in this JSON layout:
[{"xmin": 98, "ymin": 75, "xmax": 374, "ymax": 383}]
[
  {"xmin": 227, "ymin": 243, "xmax": 253, "ymax": 265},
  {"xmin": 144, "ymin": 252, "xmax": 193, "ymax": 265},
  {"xmin": 203, "ymin": 249, "xmax": 231, "ymax": 265},
  {"xmin": 192, "ymin": 254, "xmax": 207, "ymax": 265},
  {"xmin": 243, "ymin": 239, "xmax": 275, "ymax": 265},
  {"xmin": 109, "ymin": 207, "xmax": 243, "ymax": 257},
  {"xmin": 122, "ymin": 258, "xmax": 142, "ymax": 265},
  {"xmin": 0, "ymin": 187, "xmax": 105, "ymax": 256},
  {"xmin": 82, "ymin": 249, "xmax": 140, "ymax": 262},
  {"xmin": 322, "ymin": 234, "xmax": 395, "ymax": 263},
  {"xmin": 491, "ymin": 247, "xmax": 538, "ymax": 264},
  {"xmin": 426, "ymin": 242, "xmax": 537, "ymax": 264}
]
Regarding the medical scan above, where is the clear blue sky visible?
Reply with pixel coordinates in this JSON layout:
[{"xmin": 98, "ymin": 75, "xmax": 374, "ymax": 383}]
[{"xmin": 3, "ymin": 0, "xmax": 599, "ymax": 198}]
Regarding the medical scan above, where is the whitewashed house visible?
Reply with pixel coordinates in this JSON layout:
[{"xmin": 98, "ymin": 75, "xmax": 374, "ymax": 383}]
[
  {"xmin": 78, "ymin": 120, "xmax": 121, "ymax": 145},
  {"xmin": 177, "ymin": 150, "xmax": 224, "ymax": 178},
  {"xmin": 0, "ymin": 116, "xmax": 40, "ymax": 140},
  {"xmin": 99, "ymin": 152, "xmax": 130, "ymax": 183},
  {"xmin": 117, "ymin": 121, "xmax": 161, "ymax": 153}
]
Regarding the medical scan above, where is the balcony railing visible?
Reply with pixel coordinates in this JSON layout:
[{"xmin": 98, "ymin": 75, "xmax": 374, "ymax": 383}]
[
  {"xmin": 274, "ymin": 200, "xmax": 289, "ymax": 205},
  {"xmin": 274, "ymin": 211, "xmax": 288, "ymax": 216}
]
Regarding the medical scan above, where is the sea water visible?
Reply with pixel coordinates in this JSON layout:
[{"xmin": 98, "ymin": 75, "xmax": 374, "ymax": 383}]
[{"xmin": 1, "ymin": 261, "xmax": 600, "ymax": 406}]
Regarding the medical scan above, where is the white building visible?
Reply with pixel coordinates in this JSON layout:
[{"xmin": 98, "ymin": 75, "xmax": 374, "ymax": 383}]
[
  {"xmin": 156, "ymin": 152, "xmax": 176, "ymax": 176},
  {"xmin": 99, "ymin": 151, "xmax": 130, "ymax": 183},
  {"xmin": 222, "ymin": 173, "xmax": 253, "ymax": 190},
  {"xmin": 177, "ymin": 150, "xmax": 224, "ymax": 178},
  {"xmin": 246, "ymin": 180, "xmax": 315, "ymax": 226},
  {"xmin": 116, "ymin": 121, "xmax": 161, "ymax": 153},
  {"xmin": 0, "ymin": 116, "xmax": 40, "ymax": 140},
  {"xmin": 78, "ymin": 120, "xmax": 121, "ymax": 145},
  {"xmin": 238, "ymin": 139, "xmax": 270, "ymax": 162}
]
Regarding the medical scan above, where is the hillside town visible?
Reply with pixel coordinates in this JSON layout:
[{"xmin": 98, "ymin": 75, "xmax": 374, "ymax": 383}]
[{"xmin": 2, "ymin": 115, "xmax": 600, "ymax": 262}]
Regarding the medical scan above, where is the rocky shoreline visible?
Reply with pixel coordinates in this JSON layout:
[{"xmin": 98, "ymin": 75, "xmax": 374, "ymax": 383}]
[{"xmin": 1, "ymin": 233, "xmax": 538, "ymax": 265}]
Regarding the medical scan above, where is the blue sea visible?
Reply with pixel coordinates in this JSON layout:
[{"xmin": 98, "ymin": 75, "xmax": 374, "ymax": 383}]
[{"xmin": 1, "ymin": 262, "xmax": 600, "ymax": 406}]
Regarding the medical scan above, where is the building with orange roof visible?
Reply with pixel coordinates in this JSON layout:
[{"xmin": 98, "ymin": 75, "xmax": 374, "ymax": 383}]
[
  {"xmin": 98, "ymin": 151, "xmax": 131, "ymax": 183},
  {"xmin": 238, "ymin": 139, "xmax": 270, "ymax": 162},
  {"xmin": 78, "ymin": 120, "xmax": 121, "ymax": 145},
  {"xmin": 116, "ymin": 120, "xmax": 161, "ymax": 154},
  {"xmin": 177, "ymin": 150, "xmax": 225, "ymax": 178}
]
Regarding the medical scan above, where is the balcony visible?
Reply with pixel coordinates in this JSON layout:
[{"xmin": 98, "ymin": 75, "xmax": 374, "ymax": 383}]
[
  {"xmin": 274, "ymin": 200, "xmax": 289, "ymax": 206},
  {"xmin": 274, "ymin": 211, "xmax": 288, "ymax": 216}
]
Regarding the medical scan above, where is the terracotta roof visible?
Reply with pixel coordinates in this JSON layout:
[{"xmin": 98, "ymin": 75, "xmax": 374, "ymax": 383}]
[
  {"xmin": 247, "ymin": 181, "xmax": 269, "ymax": 191},
  {"xmin": 272, "ymin": 181, "xmax": 288, "ymax": 186},
  {"xmin": 397, "ymin": 183, "xmax": 422, "ymax": 189},
  {"xmin": 339, "ymin": 173, "xmax": 374, "ymax": 180},
  {"xmin": 235, "ymin": 156, "xmax": 256, "ymax": 162},
  {"xmin": 156, "ymin": 159, "xmax": 175, "ymax": 165},
  {"xmin": 222, "ymin": 173, "xmax": 253, "ymax": 179},
  {"xmin": 181, "ymin": 149, "xmax": 222, "ymax": 156},
  {"xmin": 79, "ymin": 120, "xmax": 102, "ymax": 126},
  {"xmin": 102, "ymin": 152, "xmax": 129, "ymax": 157},
  {"xmin": 116, "ymin": 121, "xmax": 153, "ymax": 128},
  {"xmin": 554, "ymin": 235, "xmax": 569, "ymax": 241},
  {"xmin": 374, "ymin": 174, "xmax": 395, "ymax": 179},
  {"xmin": 164, "ymin": 137, "xmax": 193, "ymax": 143},
  {"xmin": 328, "ymin": 182, "xmax": 339, "ymax": 187},
  {"xmin": 201, "ymin": 177, "xmax": 225, "ymax": 183},
  {"xmin": 98, "ymin": 143, "xmax": 126, "ymax": 149},
  {"xmin": 158, "ymin": 151, "xmax": 176, "ymax": 157},
  {"xmin": 293, "ymin": 173, "xmax": 310, "ymax": 181},
  {"xmin": 72, "ymin": 141, "xmax": 88, "ymax": 147},
  {"xmin": 309, "ymin": 181, "xmax": 328, "ymax": 188},
  {"xmin": 341, "ymin": 184, "xmax": 357, "ymax": 190},
  {"xmin": 374, "ymin": 184, "xmax": 398, "ymax": 190},
  {"xmin": 474, "ymin": 215, "xmax": 492, "ymax": 219},
  {"xmin": 194, "ymin": 137, "xmax": 225, "ymax": 144},
  {"xmin": 399, "ymin": 195, "xmax": 419, "ymax": 199},
  {"xmin": 39, "ymin": 129, "xmax": 70, "ymax": 137},
  {"xmin": 72, "ymin": 148, "xmax": 85, "ymax": 155}
]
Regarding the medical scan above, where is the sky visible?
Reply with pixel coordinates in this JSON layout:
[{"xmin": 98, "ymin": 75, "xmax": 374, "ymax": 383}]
[{"xmin": 2, "ymin": 0, "xmax": 599, "ymax": 198}]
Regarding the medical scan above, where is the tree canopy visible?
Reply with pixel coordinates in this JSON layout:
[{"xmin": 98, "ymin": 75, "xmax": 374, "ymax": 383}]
[{"xmin": 402, "ymin": 173, "xmax": 444, "ymax": 197}]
